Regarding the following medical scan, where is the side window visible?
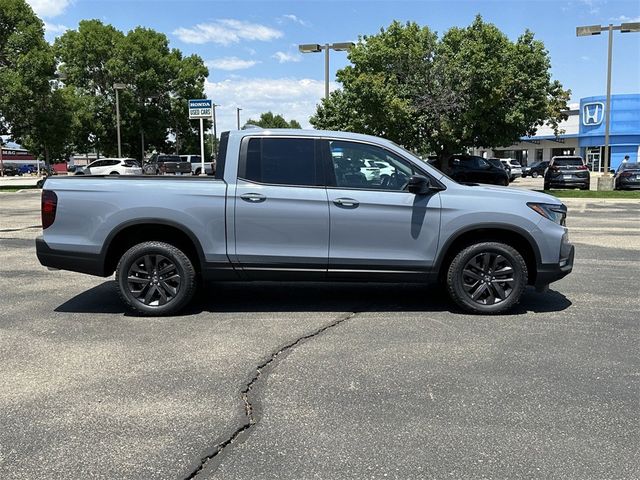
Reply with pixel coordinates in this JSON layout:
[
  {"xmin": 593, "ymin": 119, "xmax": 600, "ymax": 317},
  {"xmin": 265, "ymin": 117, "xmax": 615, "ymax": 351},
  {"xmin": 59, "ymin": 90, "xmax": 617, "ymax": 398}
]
[
  {"xmin": 108, "ymin": 160, "xmax": 120, "ymax": 166},
  {"xmin": 241, "ymin": 137, "xmax": 318, "ymax": 186},
  {"xmin": 328, "ymin": 140, "xmax": 415, "ymax": 191},
  {"xmin": 474, "ymin": 158, "xmax": 489, "ymax": 169},
  {"xmin": 90, "ymin": 160, "xmax": 105, "ymax": 168}
]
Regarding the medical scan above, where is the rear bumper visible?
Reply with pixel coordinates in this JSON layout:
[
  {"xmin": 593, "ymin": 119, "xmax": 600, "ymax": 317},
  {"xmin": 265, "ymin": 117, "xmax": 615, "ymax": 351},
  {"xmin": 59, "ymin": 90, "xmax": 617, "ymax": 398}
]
[
  {"xmin": 535, "ymin": 244, "xmax": 574, "ymax": 288},
  {"xmin": 36, "ymin": 236, "xmax": 107, "ymax": 276}
]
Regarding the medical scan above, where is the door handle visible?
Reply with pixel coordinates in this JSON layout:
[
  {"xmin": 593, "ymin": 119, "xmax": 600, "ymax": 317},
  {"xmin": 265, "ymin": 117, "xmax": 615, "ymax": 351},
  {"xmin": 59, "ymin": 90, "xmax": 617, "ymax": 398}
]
[
  {"xmin": 240, "ymin": 193, "xmax": 267, "ymax": 203},
  {"xmin": 333, "ymin": 198, "xmax": 359, "ymax": 208}
]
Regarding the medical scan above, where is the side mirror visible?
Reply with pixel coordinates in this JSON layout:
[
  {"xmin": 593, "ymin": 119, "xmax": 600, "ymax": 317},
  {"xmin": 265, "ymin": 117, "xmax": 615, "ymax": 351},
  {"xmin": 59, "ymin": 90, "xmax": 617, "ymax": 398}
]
[
  {"xmin": 407, "ymin": 175, "xmax": 432, "ymax": 195},
  {"xmin": 609, "ymin": 169, "xmax": 615, "ymax": 174}
]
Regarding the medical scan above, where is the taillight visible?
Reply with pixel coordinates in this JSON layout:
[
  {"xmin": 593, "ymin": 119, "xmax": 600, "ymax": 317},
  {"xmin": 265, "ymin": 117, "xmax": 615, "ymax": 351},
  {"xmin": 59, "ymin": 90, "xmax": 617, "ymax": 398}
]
[
  {"xmin": 42, "ymin": 190, "xmax": 58, "ymax": 229},
  {"xmin": 576, "ymin": 165, "xmax": 588, "ymax": 170}
]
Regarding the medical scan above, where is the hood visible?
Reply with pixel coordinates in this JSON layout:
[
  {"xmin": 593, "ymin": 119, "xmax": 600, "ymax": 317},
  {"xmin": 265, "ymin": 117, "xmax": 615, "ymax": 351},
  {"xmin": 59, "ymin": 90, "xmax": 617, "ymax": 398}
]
[{"xmin": 459, "ymin": 183, "xmax": 562, "ymax": 205}]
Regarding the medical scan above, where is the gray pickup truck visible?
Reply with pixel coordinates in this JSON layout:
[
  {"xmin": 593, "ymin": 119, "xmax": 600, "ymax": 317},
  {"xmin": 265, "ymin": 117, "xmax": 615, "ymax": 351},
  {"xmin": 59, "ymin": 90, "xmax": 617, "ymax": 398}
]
[{"xmin": 37, "ymin": 129, "xmax": 574, "ymax": 316}]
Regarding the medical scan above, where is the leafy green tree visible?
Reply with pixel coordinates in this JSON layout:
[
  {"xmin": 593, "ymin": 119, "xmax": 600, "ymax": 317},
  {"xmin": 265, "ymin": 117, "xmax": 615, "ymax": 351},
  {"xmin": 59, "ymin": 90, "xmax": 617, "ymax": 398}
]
[
  {"xmin": 55, "ymin": 21, "xmax": 209, "ymax": 160},
  {"xmin": 0, "ymin": 0, "xmax": 74, "ymax": 166},
  {"xmin": 245, "ymin": 111, "xmax": 302, "ymax": 129},
  {"xmin": 311, "ymin": 17, "xmax": 570, "ymax": 163}
]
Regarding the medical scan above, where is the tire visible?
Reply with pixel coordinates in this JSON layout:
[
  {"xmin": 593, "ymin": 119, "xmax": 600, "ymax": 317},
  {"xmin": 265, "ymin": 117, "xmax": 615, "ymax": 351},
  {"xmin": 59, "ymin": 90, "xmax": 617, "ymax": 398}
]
[
  {"xmin": 532, "ymin": 172, "xmax": 538, "ymax": 178},
  {"xmin": 109, "ymin": 171, "xmax": 120, "ymax": 175},
  {"xmin": 116, "ymin": 241, "xmax": 197, "ymax": 316},
  {"xmin": 195, "ymin": 168, "xmax": 201, "ymax": 176},
  {"xmin": 446, "ymin": 242, "xmax": 528, "ymax": 314},
  {"xmin": 580, "ymin": 184, "xmax": 589, "ymax": 191},
  {"xmin": 543, "ymin": 182, "xmax": 550, "ymax": 190}
]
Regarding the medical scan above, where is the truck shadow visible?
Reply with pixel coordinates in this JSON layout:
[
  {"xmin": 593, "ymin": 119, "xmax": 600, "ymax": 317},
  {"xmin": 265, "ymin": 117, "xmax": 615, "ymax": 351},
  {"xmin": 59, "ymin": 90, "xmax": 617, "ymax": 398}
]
[{"xmin": 55, "ymin": 281, "xmax": 572, "ymax": 316}]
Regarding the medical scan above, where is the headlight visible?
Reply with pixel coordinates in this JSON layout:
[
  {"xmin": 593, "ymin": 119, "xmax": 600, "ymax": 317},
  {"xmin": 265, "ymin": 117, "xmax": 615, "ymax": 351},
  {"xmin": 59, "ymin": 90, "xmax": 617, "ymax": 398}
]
[{"xmin": 527, "ymin": 202, "xmax": 567, "ymax": 226}]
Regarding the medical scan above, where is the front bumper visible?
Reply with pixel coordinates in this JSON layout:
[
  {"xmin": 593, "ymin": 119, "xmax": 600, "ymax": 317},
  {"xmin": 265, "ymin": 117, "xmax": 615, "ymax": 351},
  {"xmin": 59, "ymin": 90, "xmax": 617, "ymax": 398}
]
[
  {"xmin": 36, "ymin": 236, "xmax": 106, "ymax": 276},
  {"xmin": 535, "ymin": 244, "xmax": 575, "ymax": 288}
]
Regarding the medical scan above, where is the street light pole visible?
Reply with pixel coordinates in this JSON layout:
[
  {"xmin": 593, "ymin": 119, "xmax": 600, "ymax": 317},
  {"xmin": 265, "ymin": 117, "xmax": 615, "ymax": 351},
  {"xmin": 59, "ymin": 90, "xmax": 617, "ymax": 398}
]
[
  {"xmin": 324, "ymin": 43, "xmax": 330, "ymax": 100},
  {"xmin": 299, "ymin": 42, "xmax": 355, "ymax": 101},
  {"xmin": 237, "ymin": 107, "xmax": 242, "ymax": 130},
  {"xmin": 604, "ymin": 24, "xmax": 614, "ymax": 174},
  {"xmin": 576, "ymin": 22, "xmax": 640, "ymax": 179},
  {"xmin": 211, "ymin": 103, "xmax": 218, "ymax": 160},
  {"xmin": 114, "ymin": 83, "xmax": 126, "ymax": 158}
]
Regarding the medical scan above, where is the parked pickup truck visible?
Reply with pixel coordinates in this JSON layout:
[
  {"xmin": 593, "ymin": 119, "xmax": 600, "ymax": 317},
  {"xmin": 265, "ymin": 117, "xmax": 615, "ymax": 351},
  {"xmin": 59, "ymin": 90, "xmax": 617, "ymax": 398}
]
[
  {"xmin": 180, "ymin": 154, "xmax": 214, "ymax": 176},
  {"xmin": 36, "ymin": 129, "xmax": 574, "ymax": 316},
  {"xmin": 142, "ymin": 153, "xmax": 191, "ymax": 175}
]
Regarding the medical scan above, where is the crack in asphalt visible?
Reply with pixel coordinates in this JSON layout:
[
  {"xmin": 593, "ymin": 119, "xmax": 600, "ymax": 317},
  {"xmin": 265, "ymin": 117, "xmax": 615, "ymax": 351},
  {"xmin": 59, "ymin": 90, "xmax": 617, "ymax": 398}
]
[
  {"xmin": 0, "ymin": 225, "xmax": 41, "ymax": 233},
  {"xmin": 182, "ymin": 311, "xmax": 359, "ymax": 480}
]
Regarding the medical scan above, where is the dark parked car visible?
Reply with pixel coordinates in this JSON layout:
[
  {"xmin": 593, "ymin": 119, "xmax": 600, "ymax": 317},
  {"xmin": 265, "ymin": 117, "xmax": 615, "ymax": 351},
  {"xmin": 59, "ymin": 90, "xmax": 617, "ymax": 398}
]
[
  {"xmin": 543, "ymin": 156, "xmax": 590, "ymax": 190},
  {"xmin": 1, "ymin": 164, "xmax": 20, "ymax": 176},
  {"xmin": 445, "ymin": 155, "xmax": 510, "ymax": 186},
  {"xmin": 523, "ymin": 161, "xmax": 549, "ymax": 178},
  {"xmin": 614, "ymin": 162, "xmax": 640, "ymax": 190},
  {"xmin": 143, "ymin": 154, "xmax": 191, "ymax": 175}
]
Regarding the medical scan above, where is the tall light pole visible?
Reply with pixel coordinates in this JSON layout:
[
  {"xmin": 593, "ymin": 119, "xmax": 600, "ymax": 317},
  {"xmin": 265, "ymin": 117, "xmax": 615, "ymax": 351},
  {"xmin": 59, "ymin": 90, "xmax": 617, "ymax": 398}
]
[
  {"xmin": 576, "ymin": 22, "xmax": 640, "ymax": 180},
  {"xmin": 299, "ymin": 42, "xmax": 355, "ymax": 100},
  {"xmin": 236, "ymin": 107, "xmax": 242, "ymax": 130},
  {"xmin": 212, "ymin": 103, "xmax": 219, "ymax": 159},
  {"xmin": 114, "ymin": 83, "xmax": 126, "ymax": 158}
]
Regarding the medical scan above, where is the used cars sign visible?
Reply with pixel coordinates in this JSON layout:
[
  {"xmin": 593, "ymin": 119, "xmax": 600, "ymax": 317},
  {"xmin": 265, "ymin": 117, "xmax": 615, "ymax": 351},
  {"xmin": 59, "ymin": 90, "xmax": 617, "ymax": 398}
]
[{"xmin": 189, "ymin": 99, "xmax": 212, "ymax": 119}]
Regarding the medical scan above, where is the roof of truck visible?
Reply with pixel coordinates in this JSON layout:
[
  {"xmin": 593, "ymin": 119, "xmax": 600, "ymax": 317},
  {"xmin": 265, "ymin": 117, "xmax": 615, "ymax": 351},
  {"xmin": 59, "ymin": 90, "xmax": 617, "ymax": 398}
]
[{"xmin": 227, "ymin": 128, "xmax": 396, "ymax": 146}]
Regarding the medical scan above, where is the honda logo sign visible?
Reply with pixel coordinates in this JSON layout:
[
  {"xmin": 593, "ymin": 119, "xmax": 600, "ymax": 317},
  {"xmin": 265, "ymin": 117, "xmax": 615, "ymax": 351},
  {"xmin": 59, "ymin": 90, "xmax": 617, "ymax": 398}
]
[{"xmin": 582, "ymin": 102, "xmax": 604, "ymax": 126}]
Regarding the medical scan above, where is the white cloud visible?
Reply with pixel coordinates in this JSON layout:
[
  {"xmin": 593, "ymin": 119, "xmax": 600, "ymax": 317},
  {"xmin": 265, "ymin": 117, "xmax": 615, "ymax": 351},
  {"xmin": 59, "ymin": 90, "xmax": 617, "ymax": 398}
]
[
  {"xmin": 206, "ymin": 57, "xmax": 260, "ymax": 71},
  {"xmin": 279, "ymin": 14, "xmax": 310, "ymax": 27},
  {"xmin": 173, "ymin": 19, "xmax": 283, "ymax": 45},
  {"xmin": 580, "ymin": 55, "xmax": 590, "ymax": 61},
  {"xmin": 205, "ymin": 77, "xmax": 337, "ymax": 131},
  {"xmin": 44, "ymin": 21, "xmax": 68, "ymax": 35},
  {"xmin": 609, "ymin": 15, "xmax": 640, "ymax": 22},
  {"xmin": 26, "ymin": 0, "xmax": 71, "ymax": 17},
  {"xmin": 578, "ymin": 0, "xmax": 600, "ymax": 14},
  {"xmin": 272, "ymin": 51, "xmax": 302, "ymax": 63}
]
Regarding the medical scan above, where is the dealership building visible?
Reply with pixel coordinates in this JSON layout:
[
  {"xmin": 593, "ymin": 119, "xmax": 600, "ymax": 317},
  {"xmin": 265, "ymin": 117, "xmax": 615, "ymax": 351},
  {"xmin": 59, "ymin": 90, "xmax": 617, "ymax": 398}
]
[{"xmin": 476, "ymin": 93, "xmax": 640, "ymax": 171}]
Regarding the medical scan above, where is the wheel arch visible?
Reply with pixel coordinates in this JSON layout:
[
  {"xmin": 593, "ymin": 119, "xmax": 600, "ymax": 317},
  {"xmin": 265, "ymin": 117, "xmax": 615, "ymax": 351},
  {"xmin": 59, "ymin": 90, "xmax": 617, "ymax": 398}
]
[
  {"xmin": 436, "ymin": 225, "xmax": 541, "ymax": 285},
  {"xmin": 102, "ymin": 219, "xmax": 205, "ymax": 276}
]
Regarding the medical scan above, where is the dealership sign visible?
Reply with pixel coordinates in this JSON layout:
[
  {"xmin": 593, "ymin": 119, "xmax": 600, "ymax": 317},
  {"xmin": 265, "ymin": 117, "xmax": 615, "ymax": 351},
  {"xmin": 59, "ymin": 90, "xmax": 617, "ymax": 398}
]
[
  {"xmin": 189, "ymin": 99, "xmax": 212, "ymax": 119},
  {"xmin": 583, "ymin": 102, "xmax": 604, "ymax": 126}
]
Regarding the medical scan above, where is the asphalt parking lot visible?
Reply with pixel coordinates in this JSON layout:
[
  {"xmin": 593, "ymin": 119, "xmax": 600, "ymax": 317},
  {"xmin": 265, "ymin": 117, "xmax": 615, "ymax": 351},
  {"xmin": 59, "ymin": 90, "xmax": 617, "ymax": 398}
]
[{"xmin": 1, "ymin": 190, "xmax": 638, "ymax": 479}]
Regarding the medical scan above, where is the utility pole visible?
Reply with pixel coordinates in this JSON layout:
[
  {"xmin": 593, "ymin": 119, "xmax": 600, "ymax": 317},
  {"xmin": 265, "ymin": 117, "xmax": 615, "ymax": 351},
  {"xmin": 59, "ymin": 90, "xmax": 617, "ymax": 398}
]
[{"xmin": 237, "ymin": 107, "xmax": 242, "ymax": 130}]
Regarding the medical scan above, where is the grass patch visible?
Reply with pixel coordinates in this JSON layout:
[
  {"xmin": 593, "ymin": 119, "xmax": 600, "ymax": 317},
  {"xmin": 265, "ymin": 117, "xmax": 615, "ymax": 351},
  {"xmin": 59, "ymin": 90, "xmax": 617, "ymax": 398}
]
[{"xmin": 537, "ymin": 189, "xmax": 640, "ymax": 199}]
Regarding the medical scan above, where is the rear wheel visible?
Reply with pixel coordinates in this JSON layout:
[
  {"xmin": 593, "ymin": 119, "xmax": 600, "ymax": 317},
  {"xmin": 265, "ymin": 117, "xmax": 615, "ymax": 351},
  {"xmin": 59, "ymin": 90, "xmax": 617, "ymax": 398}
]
[
  {"xmin": 446, "ymin": 242, "xmax": 527, "ymax": 314},
  {"xmin": 532, "ymin": 172, "xmax": 539, "ymax": 178},
  {"xmin": 543, "ymin": 181, "xmax": 550, "ymax": 190},
  {"xmin": 109, "ymin": 171, "xmax": 120, "ymax": 175},
  {"xmin": 195, "ymin": 168, "xmax": 201, "ymax": 176},
  {"xmin": 116, "ymin": 241, "xmax": 197, "ymax": 316}
]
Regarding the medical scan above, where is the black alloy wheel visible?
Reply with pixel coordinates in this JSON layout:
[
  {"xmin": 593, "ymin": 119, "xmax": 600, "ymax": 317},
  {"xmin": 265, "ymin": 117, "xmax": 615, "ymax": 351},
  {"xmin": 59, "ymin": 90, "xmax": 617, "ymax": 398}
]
[
  {"xmin": 116, "ymin": 241, "xmax": 196, "ymax": 316},
  {"xmin": 461, "ymin": 252, "xmax": 514, "ymax": 305},
  {"xmin": 446, "ymin": 242, "xmax": 527, "ymax": 314},
  {"xmin": 127, "ymin": 254, "xmax": 181, "ymax": 307}
]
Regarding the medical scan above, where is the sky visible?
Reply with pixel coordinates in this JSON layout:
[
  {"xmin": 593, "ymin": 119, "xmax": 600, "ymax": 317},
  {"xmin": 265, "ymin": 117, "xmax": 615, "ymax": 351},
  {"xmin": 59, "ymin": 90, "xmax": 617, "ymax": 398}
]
[{"xmin": 27, "ymin": 0, "xmax": 640, "ymax": 134}]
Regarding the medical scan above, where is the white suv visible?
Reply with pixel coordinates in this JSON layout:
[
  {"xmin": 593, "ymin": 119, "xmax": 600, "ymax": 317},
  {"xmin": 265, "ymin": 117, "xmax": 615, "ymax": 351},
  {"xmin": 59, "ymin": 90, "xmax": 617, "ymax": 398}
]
[
  {"xmin": 501, "ymin": 159, "xmax": 523, "ymax": 180},
  {"xmin": 77, "ymin": 158, "xmax": 142, "ymax": 175}
]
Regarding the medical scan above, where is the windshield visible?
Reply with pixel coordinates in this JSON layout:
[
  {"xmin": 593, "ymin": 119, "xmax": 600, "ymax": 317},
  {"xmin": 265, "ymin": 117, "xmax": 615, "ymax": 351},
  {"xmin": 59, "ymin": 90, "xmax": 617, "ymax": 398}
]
[
  {"xmin": 487, "ymin": 159, "xmax": 503, "ymax": 169},
  {"xmin": 554, "ymin": 157, "xmax": 584, "ymax": 166},
  {"xmin": 621, "ymin": 162, "xmax": 639, "ymax": 170}
]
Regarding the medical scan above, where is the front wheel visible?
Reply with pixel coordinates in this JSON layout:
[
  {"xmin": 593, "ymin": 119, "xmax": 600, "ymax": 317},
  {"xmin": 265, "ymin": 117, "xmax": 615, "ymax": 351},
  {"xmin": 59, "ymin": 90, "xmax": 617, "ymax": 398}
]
[
  {"xmin": 109, "ymin": 171, "xmax": 120, "ymax": 175},
  {"xmin": 532, "ymin": 172, "xmax": 539, "ymax": 178},
  {"xmin": 116, "ymin": 241, "xmax": 197, "ymax": 316},
  {"xmin": 446, "ymin": 242, "xmax": 527, "ymax": 314}
]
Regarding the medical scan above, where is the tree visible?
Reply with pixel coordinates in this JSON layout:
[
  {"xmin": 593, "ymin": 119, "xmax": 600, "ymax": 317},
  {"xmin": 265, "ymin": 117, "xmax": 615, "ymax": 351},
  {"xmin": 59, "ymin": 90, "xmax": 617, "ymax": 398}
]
[
  {"xmin": 311, "ymin": 17, "xmax": 570, "ymax": 163},
  {"xmin": 55, "ymin": 21, "xmax": 209, "ymax": 160},
  {"xmin": 0, "ymin": 0, "xmax": 74, "ymax": 166},
  {"xmin": 245, "ymin": 111, "xmax": 302, "ymax": 129}
]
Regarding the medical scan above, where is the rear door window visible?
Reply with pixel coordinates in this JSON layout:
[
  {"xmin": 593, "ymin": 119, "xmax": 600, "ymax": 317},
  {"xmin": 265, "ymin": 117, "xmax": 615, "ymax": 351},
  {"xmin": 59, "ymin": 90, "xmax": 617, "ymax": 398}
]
[{"xmin": 240, "ymin": 137, "xmax": 319, "ymax": 186}]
